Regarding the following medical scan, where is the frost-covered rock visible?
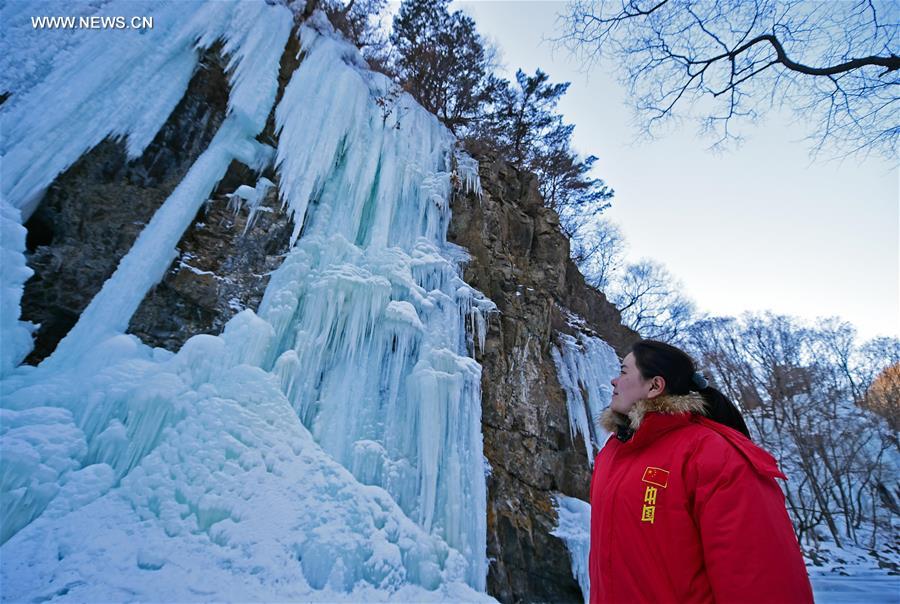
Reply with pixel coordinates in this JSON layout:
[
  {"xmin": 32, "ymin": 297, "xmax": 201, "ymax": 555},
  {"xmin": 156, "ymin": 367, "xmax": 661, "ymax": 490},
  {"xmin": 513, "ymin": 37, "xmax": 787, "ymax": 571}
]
[
  {"xmin": 446, "ymin": 156, "xmax": 637, "ymax": 602},
  {"xmin": 551, "ymin": 331, "xmax": 619, "ymax": 464}
]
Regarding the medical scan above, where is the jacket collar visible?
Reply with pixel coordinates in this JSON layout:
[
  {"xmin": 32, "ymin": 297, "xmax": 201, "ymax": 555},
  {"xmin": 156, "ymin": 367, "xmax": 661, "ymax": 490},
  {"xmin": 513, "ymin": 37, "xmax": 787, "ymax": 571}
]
[{"xmin": 600, "ymin": 393, "xmax": 707, "ymax": 442}]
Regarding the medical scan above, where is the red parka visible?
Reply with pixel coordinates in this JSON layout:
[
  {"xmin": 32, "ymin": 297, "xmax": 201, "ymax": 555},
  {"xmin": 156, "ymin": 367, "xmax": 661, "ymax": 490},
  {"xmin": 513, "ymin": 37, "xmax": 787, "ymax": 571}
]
[{"xmin": 589, "ymin": 394, "xmax": 814, "ymax": 604}]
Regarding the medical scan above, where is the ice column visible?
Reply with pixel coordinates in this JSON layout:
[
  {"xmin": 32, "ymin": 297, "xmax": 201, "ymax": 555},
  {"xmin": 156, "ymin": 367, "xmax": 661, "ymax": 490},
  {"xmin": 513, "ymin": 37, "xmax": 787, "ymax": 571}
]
[
  {"xmin": 0, "ymin": 200, "xmax": 35, "ymax": 376},
  {"xmin": 551, "ymin": 332, "xmax": 620, "ymax": 464},
  {"xmin": 1, "ymin": 1, "xmax": 286, "ymax": 219},
  {"xmin": 262, "ymin": 15, "xmax": 494, "ymax": 589}
]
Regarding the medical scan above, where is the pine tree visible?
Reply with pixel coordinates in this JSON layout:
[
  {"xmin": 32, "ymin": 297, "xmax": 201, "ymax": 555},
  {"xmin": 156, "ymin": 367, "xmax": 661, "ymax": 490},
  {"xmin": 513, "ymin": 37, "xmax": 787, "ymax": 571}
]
[
  {"xmin": 476, "ymin": 69, "xmax": 612, "ymax": 235},
  {"xmin": 390, "ymin": 0, "xmax": 493, "ymax": 133},
  {"xmin": 484, "ymin": 69, "xmax": 569, "ymax": 166}
]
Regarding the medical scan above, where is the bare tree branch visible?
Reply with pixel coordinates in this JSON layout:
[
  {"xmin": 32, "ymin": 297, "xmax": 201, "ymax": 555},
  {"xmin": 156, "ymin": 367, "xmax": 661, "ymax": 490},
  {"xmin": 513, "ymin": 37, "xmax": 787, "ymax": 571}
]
[{"xmin": 557, "ymin": 0, "xmax": 899, "ymax": 158}]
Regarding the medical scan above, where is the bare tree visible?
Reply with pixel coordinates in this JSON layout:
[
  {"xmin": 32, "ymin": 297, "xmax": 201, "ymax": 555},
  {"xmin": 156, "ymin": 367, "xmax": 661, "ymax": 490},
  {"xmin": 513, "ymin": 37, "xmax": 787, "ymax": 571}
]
[
  {"xmin": 682, "ymin": 313, "xmax": 899, "ymax": 551},
  {"xmin": 864, "ymin": 362, "xmax": 900, "ymax": 430},
  {"xmin": 609, "ymin": 259, "xmax": 697, "ymax": 343},
  {"xmin": 572, "ymin": 218, "xmax": 625, "ymax": 290},
  {"xmin": 559, "ymin": 0, "xmax": 899, "ymax": 157}
]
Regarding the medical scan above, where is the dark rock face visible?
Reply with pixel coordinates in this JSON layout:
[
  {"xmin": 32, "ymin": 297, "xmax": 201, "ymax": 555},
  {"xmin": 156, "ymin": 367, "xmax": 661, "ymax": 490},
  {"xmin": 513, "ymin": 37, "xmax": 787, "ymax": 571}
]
[
  {"xmin": 128, "ymin": 28, "xmax": 302, "ymax": 351},
  {"xmin": 127, "ymin": 180, "xmax": 291, "ymax": 350},
  {"xmin": 448, "ymin": 156, "xmax": 637, "ymax": 603},
  {"xmin": 20, "ymin": 45, "xmax": 231, "ymax": 363}
]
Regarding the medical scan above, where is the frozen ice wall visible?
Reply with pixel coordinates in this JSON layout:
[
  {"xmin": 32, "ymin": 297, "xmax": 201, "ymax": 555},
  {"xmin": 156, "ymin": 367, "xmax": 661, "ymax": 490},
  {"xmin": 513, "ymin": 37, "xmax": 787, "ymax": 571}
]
[
  {"xmin": 261, "ymin": 15, "xmax": 494, "ymax": 589},
  {"xmin": 0, "ymin": 318, "xmax": 492, "ymax": 602},
  {"xmin": 551, "ymin": 331, "xmax": 620, "ymax": 464},
  {"xmin": 1, "ymin": 3, "xmax": 495, "ymax": 601},
  {"xmin": 2, "ymin": 0, "xmax": 292, "ymax": 367}
]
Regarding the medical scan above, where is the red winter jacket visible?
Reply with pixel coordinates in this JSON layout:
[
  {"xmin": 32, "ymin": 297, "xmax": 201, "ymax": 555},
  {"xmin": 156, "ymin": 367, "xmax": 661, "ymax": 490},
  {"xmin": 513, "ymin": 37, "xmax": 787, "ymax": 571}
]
[{"xmin": 589, "ymin": 394, "xmax": 813, "ymax": 604}]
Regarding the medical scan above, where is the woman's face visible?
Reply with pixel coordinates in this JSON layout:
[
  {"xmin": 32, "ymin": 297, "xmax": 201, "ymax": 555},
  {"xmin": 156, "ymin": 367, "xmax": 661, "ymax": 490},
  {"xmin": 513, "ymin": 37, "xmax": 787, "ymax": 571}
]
[{"xmin": 610, "ymin": 353, "xmax": 654, "ymax": 414}]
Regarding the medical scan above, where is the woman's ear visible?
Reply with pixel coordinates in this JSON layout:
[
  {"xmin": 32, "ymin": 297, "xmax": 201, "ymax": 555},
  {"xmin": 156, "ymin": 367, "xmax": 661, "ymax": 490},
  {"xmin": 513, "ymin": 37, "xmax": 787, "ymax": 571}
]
[{"xmin": 646, "ymin": 376, "xmax": 666, "ymax": 399}]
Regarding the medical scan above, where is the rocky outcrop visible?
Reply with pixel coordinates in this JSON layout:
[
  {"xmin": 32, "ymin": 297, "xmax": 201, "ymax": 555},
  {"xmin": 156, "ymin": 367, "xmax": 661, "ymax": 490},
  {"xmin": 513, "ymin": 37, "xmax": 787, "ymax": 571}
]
[
  {"xmin": 449, "ymin": 155, "xmax": 637, "ymax": 603},
  {"xmin": 126, "ymin": 181, "xmax": 291, "ymax": 351},
  {"xmin": 128, "ymin": 27, "xmax": 301, "ymax": 351}
]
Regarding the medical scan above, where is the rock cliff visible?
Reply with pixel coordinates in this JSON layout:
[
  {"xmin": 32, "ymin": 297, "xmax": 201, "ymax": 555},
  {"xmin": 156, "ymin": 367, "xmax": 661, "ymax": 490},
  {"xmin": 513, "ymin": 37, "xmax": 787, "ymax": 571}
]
[{"xmin": 449, "ymin": 156, "xmax": 637, "ymax": 602}]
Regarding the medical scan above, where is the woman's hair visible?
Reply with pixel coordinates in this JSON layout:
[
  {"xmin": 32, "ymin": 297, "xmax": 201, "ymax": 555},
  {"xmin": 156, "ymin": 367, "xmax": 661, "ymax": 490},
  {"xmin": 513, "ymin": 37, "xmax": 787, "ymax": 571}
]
[{"xmin": 631, "ymin": 339, "xmax": 751, "ymax": 438}]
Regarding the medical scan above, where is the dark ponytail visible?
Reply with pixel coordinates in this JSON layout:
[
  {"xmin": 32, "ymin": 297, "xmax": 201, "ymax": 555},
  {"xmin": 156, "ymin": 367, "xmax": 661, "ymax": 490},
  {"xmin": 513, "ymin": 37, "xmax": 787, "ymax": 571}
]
[{"xmin": 631, "ymin": 340, "xmax": 751, "ymax": 439}]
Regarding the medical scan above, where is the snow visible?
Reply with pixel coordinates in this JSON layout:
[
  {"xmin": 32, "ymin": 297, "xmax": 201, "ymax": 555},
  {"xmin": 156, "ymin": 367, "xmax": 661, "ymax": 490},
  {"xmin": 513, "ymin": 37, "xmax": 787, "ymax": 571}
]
[
  {"xmin": 1, "ymin": 4, "xmax": 497, "ymax": 601},
  {"xmin": 551, "ymin": 331, "xmax": 620, "ymax": 464},
  {"xmin": 811, "ymin": 576, "xmax": 900, "ymax": 603},
  {"xmin": 0, "ymin": 326, "xmax": 491, "ymax": 602},
  {"xmin": 0, "ymin": 406, "xmax": 86, "ymax": 544}
]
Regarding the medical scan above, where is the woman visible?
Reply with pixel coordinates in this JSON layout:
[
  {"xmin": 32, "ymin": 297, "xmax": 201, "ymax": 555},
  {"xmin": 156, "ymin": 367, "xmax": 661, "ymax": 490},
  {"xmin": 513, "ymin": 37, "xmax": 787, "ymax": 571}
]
[{"xmin": 589, "ymin": 340, "xmax": 814, "ymax": 604}]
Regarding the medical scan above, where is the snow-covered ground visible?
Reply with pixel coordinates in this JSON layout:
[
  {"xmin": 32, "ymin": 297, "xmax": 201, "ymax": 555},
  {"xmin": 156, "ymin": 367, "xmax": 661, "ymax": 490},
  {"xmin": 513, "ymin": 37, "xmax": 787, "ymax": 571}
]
[
  {"xmin": 811, "ymin": 576, "xmax": 899, "ymax": 603},
  {"xmin": 808, "ymin": 541, "xmax": 900, "ymax": 603}
]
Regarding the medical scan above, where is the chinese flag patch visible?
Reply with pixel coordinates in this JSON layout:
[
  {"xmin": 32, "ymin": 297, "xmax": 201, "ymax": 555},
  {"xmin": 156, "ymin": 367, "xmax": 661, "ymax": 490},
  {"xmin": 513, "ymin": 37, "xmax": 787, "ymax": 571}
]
[{"xmin": 642, "ymin": 467, "xmax": 670, "ymax": 488}]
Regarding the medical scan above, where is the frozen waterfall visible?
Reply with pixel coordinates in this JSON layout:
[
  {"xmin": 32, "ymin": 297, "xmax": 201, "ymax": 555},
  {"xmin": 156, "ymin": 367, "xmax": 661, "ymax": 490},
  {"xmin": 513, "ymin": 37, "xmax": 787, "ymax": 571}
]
[
  {"xmin": 261, "ymin": 16, "xmax": 495, "ymax": 589},
  {"xmin": 0, "ymin": 3, "xmax": 494, "ymax": 601}
]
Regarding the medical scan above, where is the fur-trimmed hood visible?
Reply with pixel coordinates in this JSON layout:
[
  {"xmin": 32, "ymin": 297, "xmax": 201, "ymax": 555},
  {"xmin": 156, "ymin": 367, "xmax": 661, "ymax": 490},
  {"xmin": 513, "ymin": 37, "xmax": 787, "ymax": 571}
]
[{"xmin": 600, "ymin": 393, "xmax": 707, "ymax": 440}]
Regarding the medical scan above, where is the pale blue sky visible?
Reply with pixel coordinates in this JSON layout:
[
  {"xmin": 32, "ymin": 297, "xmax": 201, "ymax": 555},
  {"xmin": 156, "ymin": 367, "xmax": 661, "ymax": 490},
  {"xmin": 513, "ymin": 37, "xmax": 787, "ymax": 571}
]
[{"xmin": 448, "ymin": 1, "xmax": 899, "ymax": 342}]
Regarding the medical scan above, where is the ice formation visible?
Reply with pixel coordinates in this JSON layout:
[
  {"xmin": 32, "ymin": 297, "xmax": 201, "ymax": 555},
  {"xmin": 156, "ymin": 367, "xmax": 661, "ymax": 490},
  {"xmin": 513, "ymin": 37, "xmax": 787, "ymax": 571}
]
[
  {"xmin": 0, "ymin": 322, "xmax": 491, "ymax": 602},
  {"xmin": 0, "ymin": 0, "xmax": 288, "ymax": 220},
  {"xmin": 551, "ymin": 331, "xmax": 620, "ymax": 464},
  {"xmin": 259, "ymin": 15, "xmax": 495, "ymax": 589},
  {"xmin": 1, "ymin": 2, "xmax": 495, "ymax": 601},
  {"xmin": 0, "ymin": 200, "xmax": 35, "ymax": 376},
  {"xmin": 552, "ymin": 494, "xmax": 591, "ymax": 604},
  {"xmin": 5, "ymin": 0, "xmax": 291, "ymax": 368}
]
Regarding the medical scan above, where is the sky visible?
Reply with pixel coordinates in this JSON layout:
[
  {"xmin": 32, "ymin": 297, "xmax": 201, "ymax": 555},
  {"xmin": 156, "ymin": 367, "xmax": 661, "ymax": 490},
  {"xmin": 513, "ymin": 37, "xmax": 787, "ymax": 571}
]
[{"xmin": 443, "ymin": 0, "xmax": 899, "ymax": 342}]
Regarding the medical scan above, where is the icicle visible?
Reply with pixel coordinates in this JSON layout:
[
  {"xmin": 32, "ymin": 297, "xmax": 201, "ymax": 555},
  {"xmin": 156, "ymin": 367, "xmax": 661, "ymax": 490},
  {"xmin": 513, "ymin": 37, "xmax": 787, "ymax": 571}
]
[
  {"xmin": 257, "ymin": 14, "xmax": 494, "ymax": 590},
  {"xmin": 551, "ymin": 330, "xmax": 620, "ymax": 464},
  {"xmin": 227, "ymin": 177, "xmax": 276, "ymax": 233},
  {"xmin": 455, "ymin": 152, "xmax": 483, "ymax": 199},
  {"xmin": 1, "ymin": 1, "xmax": 290, "ymax": 219},
  {"xmin": 551, "ymin": 494, "xmax": 591, "ymax": 604},
  {"xmin": 1, "ymin": 4, "xmax": 498, "ymax": 599}
]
